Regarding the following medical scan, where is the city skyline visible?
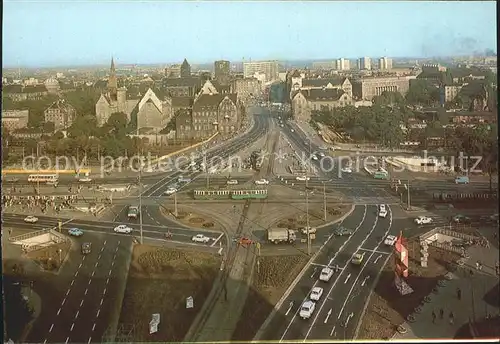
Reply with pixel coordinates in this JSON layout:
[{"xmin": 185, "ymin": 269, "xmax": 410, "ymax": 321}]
[{"xmin": 3, "ymin": 1, "xmax": 497, "ymax": 68}]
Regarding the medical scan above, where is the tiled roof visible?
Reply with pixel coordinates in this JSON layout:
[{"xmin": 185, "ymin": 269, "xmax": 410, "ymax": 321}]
[
  {"xmin": 302, "ymin": 88, "xmax": 345, "ymax": 101},
  {"xmin": 163, "ymin": 77, "xmax": 201, "ymax": 88},
  {"xmin": 193, "ymin": 94, "xmax": 237, "ymax": 111},
  {"xmin": 171, "ymin": 96, "xmax": 194, "ymax": 108},
  {"xmin": 302, "ymin": 77, "xmax": 346, "ymax": 88},
  {"xmin": 22, "ymin": 85, "xmax": 48, "ymax": 93},
  {"xmin": 3, "ymin": 85, "xmax": 23, "ymax": 93}
]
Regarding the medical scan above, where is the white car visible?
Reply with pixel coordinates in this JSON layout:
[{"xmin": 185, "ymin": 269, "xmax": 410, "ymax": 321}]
[
  {"xmin": 299, "ymin": 300, "xmax": 316, "ymax": 319},
  {"xmin": 24, "ymin": 216, "xmax": 38, "ymax": 223},
  {"xmin": 379, "ymin": 204, "xmax": 386, "ymax": 212},
  {"xmin": 310, "ymin": 287, "xmax": 324, "ymax": 301},
  {"xmin": 317, "ymin": 152, "xmax": 325, "ymax": 157},
  {"xmin": 341, "ymin": 167, "xmax": 353, "ymax": 173},
  {"xmin": 379, "ymin": 209, "xmax": 388, "ymax": 218},
  {"xmin": 290, "ymin": 129, "xmax": 295, "ymax": 133},
  {"xmin": 114, "ymin": 225, "xmax": 133, "ymax": 234},
  {"xmin": 301, "ymin": 227, "xmax": 317, "ymax": 235},
  {"xmin": 164, "ymin": 187, "xmax": 177, "ymax": 195},
  {"xmin": 415, "ymin": 216, "xmax": 433, "ymax": 225},
  {"xmin": 192, "ymin": 234, "xmax": 211, "ymax": 243},
  {"xmin": 319, "ymin": 267, "xmax": 334, "ymax": 282},
  {"xmin": 226, "ymin": 179, "xmax": 239, "ymax": 185},
  {"xmin": 311, "ymin": 155, "xmax": 319, "ymax": 161},
  {"xmin": 296, "ymin": 176, "xmax": 310, "ymax": 181},
  {"xmin": 255, "ymin": 179, "xmax": 270, "ymax": 185},
  {"xmin": 78, "ymin": 177, "xmax": 92, "ymax": 182},
  {"xmin": 384, "ymin": 235, "xmax": 397, "ymax": 246}
]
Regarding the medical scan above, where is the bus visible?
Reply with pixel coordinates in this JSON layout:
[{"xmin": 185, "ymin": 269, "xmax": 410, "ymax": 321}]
[
  {"xmin": 28, "ymin": 174, "xmax": 59, "ymax": 184},
  {"xmin": 127, "ymin": 206, "xmax": 139, "ymax": 219},
  {"xmin": 373, "ymin": 168, "xmax": 389, "ymax": 180}
]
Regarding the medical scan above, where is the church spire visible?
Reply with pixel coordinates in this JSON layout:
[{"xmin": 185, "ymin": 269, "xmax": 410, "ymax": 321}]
[{"xmin": 108, "ymin": 56, "xmax": 118, "ymax": 100}]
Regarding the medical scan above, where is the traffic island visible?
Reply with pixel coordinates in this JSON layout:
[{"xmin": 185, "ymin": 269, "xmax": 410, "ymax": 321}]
[
  {"xmin": 272, "ymin": 204, "xmax": 351, "ymax": 231},
  {"xmin": 355, "ymin": 238, "xmax": 461, "ymax": 340},
  {"xmin": 231, "ymin": 255, "xmax": 309, "ymax": 341},
  {"xmin": 160, "ymin": 205, "xmax": 224, "ymax": 231},
  {"xmin": 116, "ymin": 245, "xmax": 221, "ymax": 342}
]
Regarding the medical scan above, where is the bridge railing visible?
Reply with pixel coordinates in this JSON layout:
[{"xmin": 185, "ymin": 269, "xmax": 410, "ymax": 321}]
[{"xmin": 9, "ymin": 228, "xmax": 51, "ymax": 243}]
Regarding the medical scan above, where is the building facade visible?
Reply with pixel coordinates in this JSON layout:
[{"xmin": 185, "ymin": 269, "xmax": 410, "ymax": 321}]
[
  {"xmin": 352, "ymin": 76, "xmax": 411, "ymax": 101},
  {"xmin": 231, "ymin": 77, "xmax": 261, "ymax": 103},
  {"xmin": 336, "ymin": 58, "xmax": 350, "ymax": 71},
  {"xmin": 214, "ymin": 60, "xmax": 230, "ymax": 85},
  {"xmin": 243, "ymin": 60, "xmax": 279, "ymax": 83},
  {"xmin": 378, "ymin": 57, "xmax": 393, "ymax": 70},
  {"xmin": 1, "ymin": 110, "xmax": 29, "ymax": 131},
  {"xmin": 136, "ymin": 88, "xmax": 170, "ymax": 131},
  {"xmin": 180, "ymin": 59, "xmax": 191, "ymax": 78},
  {"xmin": 300, "ymin": 77, "xmax": 353, "ymax": 97},
  {"xmin": 444, "ymin": 85, "xmax": 463, "ymax": 102},
  {"xmin": 44, "ymin": 99, "xmax": 77, "ymax": 131},
  {"xmin": 292, "ymin": 89, "xmax": 353, "ymax": 123},
  {"xmin": 163, "ymin": 77, "xmax": 202, "ymax": 97},
  {"xmin": 358, "ymin": 57, "xmax": 372, "ymax": 70},
  {"xmin": 165, "ymin": 64, "xmax": 181, "ymax": 78},
  {"xmin": 3, "ymin": 85, "xmax": 49, "ymax": 102}
]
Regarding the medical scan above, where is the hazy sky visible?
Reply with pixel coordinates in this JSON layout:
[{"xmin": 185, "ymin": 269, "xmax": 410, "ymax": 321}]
[{"xmin": 3, "ymin": 1, "xmax": 497, "ymax": 67}]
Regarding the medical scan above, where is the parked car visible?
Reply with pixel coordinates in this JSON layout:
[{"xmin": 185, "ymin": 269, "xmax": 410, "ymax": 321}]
[
  {"xmin": 296, "ymin": 176, "xmax": 310, "ymax": 181},
  {"xmin": 68, "ymin": 228, "xmax": 84, "ymax": 237},
  {"xmin": 384, "ymin": 235, "xmax": 397, "ymax": 246},
  {"xmin": 319, "ymin": 267, "xmax": 334, "ymax": 282},
  {"xmin": 455, "ymin": 176, "xmax": 470, "ymax": 184},
  {"xmin": 78, "ymin": 177, "xmax": 92, "ymax": 182},
  {"xmin": 255, "ymin": 179, "xmax": 270, "ymax": 185},
  {"xmin": 415, "ymin": 216, "xmax": 433, "ymax": 225},
  {"xmin": 191, "ymin": 234, "xmax": 211, "ymax": 243},
  {"xmin": 334, "ymin": 226, "xmax": 353, "ymax": 236},
  {"xmin": 24, "ymin": 216, "xmax": 38, "ymax": 223},
  {"xmin": 310, "ymin": 287, "xmax": 324, "ymax": 301},
  {"xmin": 164, "ymin": 187, "xmax": 177, "ymax": 195},
  {"xmin": 379, "ymin": 208, "xmax": 388, "ymax": 218},
  {"xmin": 114, "ymin": 225, "xmax": 133, "ymax": 234},
  {"xmin": 226, "ymin": 179, "xmax": 239, "ymax": 185},
  {"xmin": 453, "ymin": 214, "xmax": 471, "ymax": 224},
  {"xmin": 81, "ymin": 242, "xmax": 92, "ymax": 255},
  {"xmin": 299, "ymin": 300, "xmax": 316, "ymax": 319},
  {"xmin": 341, "ymin": 167, "xmax": 352, "ymax": 173},
  {"xmin": 301, "ymin": 227, "xmax": 317, "ymax": 235}
]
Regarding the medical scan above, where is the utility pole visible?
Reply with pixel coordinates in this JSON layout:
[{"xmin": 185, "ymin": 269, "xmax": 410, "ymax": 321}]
[
  {"xmin": 206, "ymin": 166, "xmax": 210, "ymax": 189},
  {"xmin": 406, "ymin": 179, "xmax": 411, "ymax": 210},
  {"xmin": 174, "ymin": 191, "xmax": 178, "ymax": 217},
  {"xmin": 306, "ymin": 187, "xmax": 311, "ymax": 256},
  {"xmin": 139, "ymin": 160, "xmax": 144, "ymax": 245}
]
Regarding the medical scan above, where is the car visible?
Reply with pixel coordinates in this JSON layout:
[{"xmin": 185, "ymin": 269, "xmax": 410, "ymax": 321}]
[
  {"xmin": 24, "ymin": 216, "xmax": 38, "ymax": 223},
  {"xmin": 379, "ymin": 209, "xmax": 388, "ymax": 218},
  {"xmin": 415, "ymin": 216, "xmax": 433, "ymax": 225},
  {"xmin": 309, "ymin": 287, "xmax": 324, "ymax": 302},
  {"xmin": 164, "ymin": 187, "xmax": 177, "ymax": 195},
  {"xmin": 290, "ymin": 129, "xmax": 294, "ymax": 132},
  {"xmin": 319, "ymin": 267, "xmax": 334, "ymax": 282},
  {"xmin": 351, "ymin": 252, "xmax": 365, "ymax": 265},
  {"xmin": 81, "ymin": 242, "xmax": 92, "ymax": 255},
  {"xmin": 334, "ymin": 226, "xmax": 353, "ymax": 236},
  {"xmin": 114, "ymin": 225, "xmax": 133, "ymax": 234},
  {"xmin": 379, "ymin": 204, "xmax": 386, "ymax": 211},
  {"xmin": 341, "ymin": 167, "xmax": 352, "ymax": 173},
  {"xmin": 78, "ymin": 177, "xmax": 92, "ymax": 182},
  {"xmin": 317, "ymin": 152, "xmax": 325, "ymax": 158},
  {"xmin": 301, "ymin": 227, "xmax": 317, "ymax": 235},
  {"xmin": 299, "ymin": 300, "xmax": 316, "ymax": 319},
  {"xmin": 311, "ymin": 155, "xmax": 319, "ymax": 161},
  {"xmin": 384, "ymin": 235, "xmax": 397, "ymax": 246},
  {"xmin": 255, "ymin": 179, "xmax": 270, "ymax": 185},
  {"xmin": 178, "ymin": 176, "xmax": 192, "ymax": 183},
  {"xmin": 68, "ymin": 228, "xmax": 84, "ymax": 237},
  {"xmin": 296, "ymin": 176, "xmax": 310, "ymax": 181},
  {"xmin": 453, "ymin": 214, "xmax": 471, "ymax": 224},
  {"xmin": 226, "ymin": 179, "xmax": 239, "ymax": 185},
  {"xmin": 192, "ymin": 234, "xmax": 211, "ymax": 243}
]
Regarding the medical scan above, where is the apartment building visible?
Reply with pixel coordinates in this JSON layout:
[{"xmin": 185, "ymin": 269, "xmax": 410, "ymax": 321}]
[
  {"xmin": 336, "ymin": 58, "xmax": 351, "ymax": 71},
  {"xmin": 44, "ymin": 99, "xmax": 77, "ymax": 131},
  {"xmin": 352, "ymin": 76, "xmax": 411, "ymax": 101},
  {"xmin": 1, "ymin": 110, "xmax": 29, "ymax": 131},
  {"xmin": 243, "ymin": 60, "xmax": 279, "ymax": 83},
  {"xmin": 358, "ymin": 57, "xmax": 372, "ymax": 70},
  {"xmin": 378, "ymin": 57, "xmax": 393, "ymax": 70}
]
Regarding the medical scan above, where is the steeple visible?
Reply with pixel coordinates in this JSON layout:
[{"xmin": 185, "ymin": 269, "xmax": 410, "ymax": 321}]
[
  {"xmin": 108, "ymin": 57, "xmax": 118, "ymax": 101},
  {"xmin": 180, "ymin": 58, "xmax": 191, "ymax": 78}
]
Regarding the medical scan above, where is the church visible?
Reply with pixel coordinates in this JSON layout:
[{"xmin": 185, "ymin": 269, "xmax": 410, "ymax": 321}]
[{"xmin": 95, "ymin": 58, "xmax": 170, "ymax": 131}]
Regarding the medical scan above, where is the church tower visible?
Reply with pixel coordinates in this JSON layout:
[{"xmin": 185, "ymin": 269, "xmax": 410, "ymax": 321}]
[
  {"xmin": 108, "ymin": 57, "xmax": 118, "ymax": 101},
  {"xmin": 180, "ymin": 58, "xmax": 191, "ymax": 78}
]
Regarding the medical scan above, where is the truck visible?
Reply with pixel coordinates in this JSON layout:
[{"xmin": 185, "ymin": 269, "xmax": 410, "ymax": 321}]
[
  {"xmin": 267, "ymin": 228, "xmax": 296, "ymax": 244},
  {"xmin": 128, "ymin": 205, "xmax": 139, "ymax": 219}
]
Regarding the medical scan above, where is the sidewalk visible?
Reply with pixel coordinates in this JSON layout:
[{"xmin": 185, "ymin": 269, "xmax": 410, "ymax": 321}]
[{"xmin": 392, "ymin": 244, "xmax": 500, "ymax": 340}]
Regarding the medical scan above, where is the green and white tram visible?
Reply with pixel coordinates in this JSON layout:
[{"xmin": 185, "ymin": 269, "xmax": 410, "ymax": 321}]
[{"xmin": 193, "ymin": 189, "xmax": 268, "ymax": 200}]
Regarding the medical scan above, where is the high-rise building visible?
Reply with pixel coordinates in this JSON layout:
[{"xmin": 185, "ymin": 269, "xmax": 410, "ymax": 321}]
[
  {"xmin": 243, "ymin": 60, "xmax": 279, "ymax": 83},
  {"xmin": 336, "ymin": 58, "xmax": 350, "ymax": 71},
  {"xmin": 358, "ymin": 57, "xmax": 372, "ymax": 70},
  {"xmin": 378, "ymin": 57, "xmax": 393, "ymax": 70},
  {"xmin": 214, "ymin": 60, "xmax": 230, "ymax": 85}
]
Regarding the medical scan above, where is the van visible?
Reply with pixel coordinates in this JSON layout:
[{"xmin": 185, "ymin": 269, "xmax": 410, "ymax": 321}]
[{"xmin": 455, "ymin": 176, "xmax": 469, "ymax": 184}]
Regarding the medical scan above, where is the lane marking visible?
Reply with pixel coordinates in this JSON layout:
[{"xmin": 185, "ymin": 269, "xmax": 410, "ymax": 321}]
[
  {"xmin": 79, "ymin": 263, "xmax": 82, "ymax": 269},
  {"xmin": 96, "ymin": 309, "xmax": 101, "ymax": 317},
  {"xmin": 100, "ymin": 299, "xmax": 104, "ymax": 306},
  {"xmin": 311, "ymin": 263, "xmax": 344, "ymax": 270},
  {"xmin": 98, "ymin": 254, "xmax": 101, "ymax": 260},
  {"xmin": 88, "ymin": 279, "xmax": 92, "ymax": 285},
  {"xmin": 106, "ymin": 278, "xmax": 109, "ymax": 284},
  {"xmin": 71, "ymin": 280, "xmax": 74, "ymax": 286},
  {"xmin": 75, "ymin": 310, "xmax": 79, "ymax": 319},
  {"xmin": 330, "ymin": 325, "xmax": 336, "ymax": 336},
  {"xmin": 337, "ymin": 208, "xmax": 393, "ymax": 322},
  {"xmin": 108, "ymin": 270, "xmax": 112, "ymax": 276},
  {"xmin": 92, "ymin": 270, "xmax": 95, "ymax": 277},
  {"xmin": 210, "ymin": 233, "xmax": 224, "ymax": 247},
  {"xmin": 57, "ymin": 308, "xmax": 61, "ymax": 315},
  {"xmin": 44, "ymin": 340, "xmax": 47, "ymax": 344},
  {"xmin": 111, "ymin": 261, "xmax": 115, "ymax": 267},
  {"xmin": 361, "ymin": 275, "xmax": 371, "ymax": 287},
  {"xmin": 65, "ymin": 337, "xmax": 69, "ymax": 344},
  {"xmin": 303, "ymin": 206, "xmax": 380, "ymax": 340},
  {"xmin": 80, "ymin": 300, "xmax": 84, "ymax": 307},
  {"xmin": 75, "ymin": 271, "xmax": 78, "ymax": 277},
  {"xmin": 103, "ymin": 288, "xmax": 107, "ymax": 295},
  {"xmin": 85, "ymin": 288, "xmax": 88, "ymax": 295},
  {"xmin": 285, "ymin": 303, "xmax": 293, "ymax": 316},
  {"xmin": 100, "ymin": 247, "xmax": 104, "ymax": 252},
  {"xmin": 344, "ymin": 274, "xmax": 351, "ymax": 284},
  {"xmin": 88, "ymin": 337, "xmax": 92, "ymax": 344},
  {"xmin": 70, "ymin": 323, "xmax": 74, "ymax": 331},
  {"xmin": 66, "ymin": 289, "xmax": 70, "ymax": 296},
  {"xmin": 95, "ymin": 262, "xmax": 99, "ymax": 268},
  {"xmin": 279, "ymin": 205, "xmax": 368, "ymax": 341},
  {"xmin": 49, "ymin": 324, "xmax": 54, "ymax": 332},
  {"xmin": 374, "ymin": 254, "xmax": 383, "ymax": 264},
  {"xmin": 61, "ymin": 298, "xmax": 66, "ymax": 306},
  {"xmin": 104, "ymin": 240, "xmax": 107, "ymax": 245},
  {"xmin": 92, "ymin": 323, "xmax": 96, "ymax": 331},
  {"xmin": 358, "ymin": 248, "xmax": 390, "ymax": 255}
]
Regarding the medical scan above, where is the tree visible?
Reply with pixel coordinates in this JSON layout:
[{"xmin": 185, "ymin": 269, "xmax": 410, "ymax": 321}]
[{"xmin": 105, "ymin": 112, "xmax": 129, "ymax": 135}]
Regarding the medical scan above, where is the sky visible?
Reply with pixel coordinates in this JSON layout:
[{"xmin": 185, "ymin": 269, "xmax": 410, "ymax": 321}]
[{"xmin": 2, "ymin": 1, "xmax": 497, "ymax": 68}]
